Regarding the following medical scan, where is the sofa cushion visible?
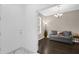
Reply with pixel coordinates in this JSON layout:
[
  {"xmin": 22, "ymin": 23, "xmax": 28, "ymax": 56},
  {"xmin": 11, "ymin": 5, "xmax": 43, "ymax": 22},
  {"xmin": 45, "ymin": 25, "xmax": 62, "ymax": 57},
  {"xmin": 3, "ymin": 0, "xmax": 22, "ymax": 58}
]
[
  {"xmin": 51, "ymin": 31, "xmax": 57, "ymax": 35},
  {"xmin": 62, "ymin": 31, "xmax": 72, "ymax": 36}
]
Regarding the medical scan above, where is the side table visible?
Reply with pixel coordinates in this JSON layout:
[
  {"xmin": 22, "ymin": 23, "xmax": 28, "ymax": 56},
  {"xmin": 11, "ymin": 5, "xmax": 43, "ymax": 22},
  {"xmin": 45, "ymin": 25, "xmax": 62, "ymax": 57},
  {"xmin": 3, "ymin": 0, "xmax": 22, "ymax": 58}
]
[{"xmin": 73, "ymin": 36, "xmax": 79, "ymax": 43}]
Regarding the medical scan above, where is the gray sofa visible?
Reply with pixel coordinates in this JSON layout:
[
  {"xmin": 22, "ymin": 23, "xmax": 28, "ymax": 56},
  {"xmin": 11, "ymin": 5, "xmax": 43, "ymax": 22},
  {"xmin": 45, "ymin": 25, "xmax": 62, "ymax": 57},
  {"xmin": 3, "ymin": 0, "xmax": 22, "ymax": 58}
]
[{"xmin": 49, "ymin": 31, "xmax": 73, "ymax": 44}]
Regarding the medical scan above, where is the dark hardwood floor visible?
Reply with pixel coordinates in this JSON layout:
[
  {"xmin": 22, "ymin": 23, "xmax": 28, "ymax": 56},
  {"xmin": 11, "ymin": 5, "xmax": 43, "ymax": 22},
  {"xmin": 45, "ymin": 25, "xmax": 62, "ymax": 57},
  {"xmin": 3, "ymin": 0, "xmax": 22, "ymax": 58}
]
[{"xmin": 38, "ymin": 38, "xmax": 79, "ymax": 54}]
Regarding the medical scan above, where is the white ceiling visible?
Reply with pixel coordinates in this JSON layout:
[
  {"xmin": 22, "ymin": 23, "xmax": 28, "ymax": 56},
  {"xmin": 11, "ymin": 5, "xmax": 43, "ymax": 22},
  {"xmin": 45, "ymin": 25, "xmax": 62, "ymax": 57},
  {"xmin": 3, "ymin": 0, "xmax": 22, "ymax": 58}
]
[{"xmin": 40, "ymin": 4, "xmax": 79, "ymax": 16}]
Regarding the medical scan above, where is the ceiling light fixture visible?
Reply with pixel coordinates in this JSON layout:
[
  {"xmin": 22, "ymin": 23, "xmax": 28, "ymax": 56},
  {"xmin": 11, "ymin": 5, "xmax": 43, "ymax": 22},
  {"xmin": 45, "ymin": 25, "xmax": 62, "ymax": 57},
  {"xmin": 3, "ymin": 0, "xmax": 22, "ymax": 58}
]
[{"xmin": 54, "ymin": 6, "xmax": 63, "ymax": 18}]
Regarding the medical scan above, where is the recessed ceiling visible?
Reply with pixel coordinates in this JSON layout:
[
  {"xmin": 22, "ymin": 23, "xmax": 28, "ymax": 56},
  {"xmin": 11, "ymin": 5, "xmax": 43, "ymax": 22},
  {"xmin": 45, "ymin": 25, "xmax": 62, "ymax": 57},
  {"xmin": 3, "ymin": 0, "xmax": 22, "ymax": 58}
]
[{"xmin": 40, "ymin": 4, "xmax": 79, "ymax": 16}]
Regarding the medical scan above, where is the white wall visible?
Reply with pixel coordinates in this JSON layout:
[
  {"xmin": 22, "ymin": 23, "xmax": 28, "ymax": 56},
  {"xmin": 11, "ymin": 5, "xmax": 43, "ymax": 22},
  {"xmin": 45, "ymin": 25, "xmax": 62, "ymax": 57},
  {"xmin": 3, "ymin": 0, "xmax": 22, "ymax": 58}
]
[
  {"xmin": 0, "ymin": 4, "xmax": 26, "ymax": 53},
  {"xmin": 42, "ymin": 10, "xmax": 79, "ymax": 34},
  {"xmin": 0, "ymin": 4, "xmax": 51, "ymax": 53},
  {"xmin": 23, "ymin": 4, "xmax": 52, "ymax": 53},
  {"xmin": 0, "ymin": 5, "xmax": 1, "ymax": 52}
]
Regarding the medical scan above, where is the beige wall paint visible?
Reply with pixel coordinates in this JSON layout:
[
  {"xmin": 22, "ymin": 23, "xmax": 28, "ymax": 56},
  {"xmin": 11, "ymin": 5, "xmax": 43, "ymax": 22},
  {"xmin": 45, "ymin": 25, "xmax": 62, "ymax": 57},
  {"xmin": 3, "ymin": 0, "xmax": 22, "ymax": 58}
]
[{"xmin": 42, "ymin": 10, "xmax": 79, "ymax": 34}]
